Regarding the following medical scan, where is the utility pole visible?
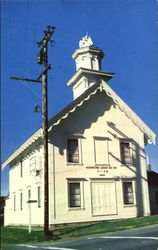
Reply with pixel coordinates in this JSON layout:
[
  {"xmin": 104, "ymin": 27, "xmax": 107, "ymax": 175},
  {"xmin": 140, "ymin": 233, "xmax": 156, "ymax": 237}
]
[
  {"xmin": 11, "ymin": 25, "xmax": 55, "ymax": 236},
  {"xmin": 38, "ymin": 26, "xmax": 55, "ymax": 235}
]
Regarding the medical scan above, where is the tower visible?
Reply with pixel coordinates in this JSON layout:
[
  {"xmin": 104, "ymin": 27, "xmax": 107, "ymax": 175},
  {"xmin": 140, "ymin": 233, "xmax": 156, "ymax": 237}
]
[
  {"xmin": 72, "ymin": 35, "xmax": 104, "ymax": 71},
  {"xmin": 67, "ymin": 35, "xmax": 114, "ymax": 100}
]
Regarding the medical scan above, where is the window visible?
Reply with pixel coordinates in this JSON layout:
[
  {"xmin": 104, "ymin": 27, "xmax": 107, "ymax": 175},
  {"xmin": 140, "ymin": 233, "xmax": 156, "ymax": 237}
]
[
  {"xmin": 67, "ymin": 139, "xmax": 79, "ymax": 163},
  {"xmin": 36, "ymin": 170, "xmax": 40, "ymax": 176},
  {"xmin": 30, "ymin": 157, "xmax": 36, "ymax": 171},
  {"xmin": 14, "ymin": 194, "xmax": 16, "ymax": 211},
  {"xmin": 120, "ymin": 141, "xmax": 131, "ymax": 164},
  {"xmin": 91, "ymin": 57, "xmax": 96, "ymax": 70},
  {"xmin": 28, "ymin": 189, "xmax": 31, "ymax": 200},
  {"xmin": 20, "ymin": 161, "xmax": 23, "ymax": 177},
  {"xmin": 20, "ymin": 192, "xmax": 23, "ymax": 210},
  {"xmin": 69, "ymin": 183, "xmax": 81, "ymax": 208},
  {"xmin": 94, "ymin": 137, "xmax": 109, "ymax": 164},
  {"xmin": 123, "ymin": 182, "xmax": 134, "ymax": 205},
  {"xmin": 37, "ymin": 186, "xmax": 41, "ymax": 208}
]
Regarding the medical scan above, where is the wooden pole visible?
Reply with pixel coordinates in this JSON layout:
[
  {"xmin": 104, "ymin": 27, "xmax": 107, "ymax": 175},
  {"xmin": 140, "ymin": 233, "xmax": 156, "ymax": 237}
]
[{"xmin": 42, "ymin": 39, "xmax": 49, "ymax": 235}]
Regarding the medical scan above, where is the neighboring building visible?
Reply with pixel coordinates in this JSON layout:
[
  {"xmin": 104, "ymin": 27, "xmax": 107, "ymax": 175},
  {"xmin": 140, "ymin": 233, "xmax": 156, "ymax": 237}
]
[
  {"xmin": 147, "ymin": 169, "xmax": 158, "ymax": 215},
  {"xmin": 2, "ymin": 35, "xmax": 156, "ymax": 227},
  {"xmin": 0, "ymin": 196, "xmax": 7, "ymax": 226}
]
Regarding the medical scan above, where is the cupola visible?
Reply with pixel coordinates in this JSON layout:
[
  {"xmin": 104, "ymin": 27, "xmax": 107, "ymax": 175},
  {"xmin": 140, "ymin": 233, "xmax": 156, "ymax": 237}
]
[
  {"xmin": 67, "ymin": 35, "xmax": 114, "ymax": 100},
  {"xmin": 72, "ymin": 35, "xmax": 104, "ymax": 71}
]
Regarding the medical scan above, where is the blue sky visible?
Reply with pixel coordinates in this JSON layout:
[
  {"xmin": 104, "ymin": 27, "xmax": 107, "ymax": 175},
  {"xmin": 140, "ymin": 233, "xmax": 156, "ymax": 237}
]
[{"xmin": 1, "ymin": 0, "xmax": 158, "ymax": 196}]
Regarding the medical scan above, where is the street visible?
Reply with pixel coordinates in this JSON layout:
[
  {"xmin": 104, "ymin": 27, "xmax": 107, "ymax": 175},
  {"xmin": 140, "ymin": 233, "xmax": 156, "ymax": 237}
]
[{"xmin": 2, "ymin": 224, "xmax": 158, "ymax": 250}]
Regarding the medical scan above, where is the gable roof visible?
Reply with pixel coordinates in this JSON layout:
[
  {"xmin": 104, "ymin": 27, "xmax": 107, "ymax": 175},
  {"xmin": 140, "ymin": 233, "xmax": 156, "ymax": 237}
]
[{"xmin": 2, "ymin": 81, "xmax": 156, "ymax": 168}]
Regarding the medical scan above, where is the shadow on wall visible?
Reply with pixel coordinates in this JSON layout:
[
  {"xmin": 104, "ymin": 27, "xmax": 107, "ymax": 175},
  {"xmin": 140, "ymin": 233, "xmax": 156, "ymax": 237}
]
[
  {"xmin": 48, "ymin": 91, "xmax": 147, "ymax": 217},
  {"xmin": 107, "ymin": 121, "xmax": 146, "ymax": 217},
  {"xmin": 49, "ymin": 91, "xmax": 114, "ymax": 157}
]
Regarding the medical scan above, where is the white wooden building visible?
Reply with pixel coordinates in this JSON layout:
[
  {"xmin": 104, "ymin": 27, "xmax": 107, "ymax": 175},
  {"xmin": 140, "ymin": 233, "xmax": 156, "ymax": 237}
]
[{"xmin": 2, "ymin": 35, "xmax": 156, "ymax": 227}]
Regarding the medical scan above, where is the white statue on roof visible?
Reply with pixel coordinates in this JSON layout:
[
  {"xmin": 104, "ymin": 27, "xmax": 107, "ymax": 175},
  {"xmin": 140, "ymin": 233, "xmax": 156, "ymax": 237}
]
[{"xmin": 79, "ymin": 34, "xmax": 93, "ymax": 48}]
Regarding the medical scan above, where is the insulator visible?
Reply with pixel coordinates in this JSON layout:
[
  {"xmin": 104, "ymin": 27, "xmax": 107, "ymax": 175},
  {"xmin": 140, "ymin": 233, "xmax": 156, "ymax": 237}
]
[{"xmin": 37, "ymin": 50, "xmax": 43, "ymax": 64}]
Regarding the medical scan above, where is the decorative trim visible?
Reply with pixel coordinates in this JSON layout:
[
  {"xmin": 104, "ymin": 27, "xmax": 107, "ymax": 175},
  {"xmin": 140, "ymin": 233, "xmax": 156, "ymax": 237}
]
[
  {"xmin": 52, "ymin": 87, "xmax": 98, "ymax": 127},
  {"xmin": 2, "ymin": 80, "xmax": 156, "ymax": 168},
  {"xmin": 100, "ymin": 81, "xmax": 156, "ymax": 144},
  {"xmin": 2, "ymin": 129, "xmax": 43, "ymax": 168}
]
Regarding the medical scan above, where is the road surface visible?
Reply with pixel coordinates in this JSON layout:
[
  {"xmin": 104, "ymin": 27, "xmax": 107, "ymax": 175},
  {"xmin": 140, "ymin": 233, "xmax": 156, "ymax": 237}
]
[{"xmin": 2, "ymin": 224, "xmax": 158, "ymax": 250}]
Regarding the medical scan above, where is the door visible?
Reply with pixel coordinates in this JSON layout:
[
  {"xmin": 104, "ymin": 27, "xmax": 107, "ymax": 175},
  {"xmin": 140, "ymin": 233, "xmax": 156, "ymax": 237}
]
[{"xmin": 91, "ymin": 181, "xmax": 117, "ymax": 216}]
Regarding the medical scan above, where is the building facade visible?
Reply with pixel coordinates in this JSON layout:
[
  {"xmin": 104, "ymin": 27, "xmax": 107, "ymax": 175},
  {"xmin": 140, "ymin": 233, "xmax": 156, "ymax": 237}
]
[
  {"xmin": 2, "ymin": 36, "xmax": 156, "ymax": 227},
  {"xmin": 147, "ymin": 170, "xmax": 158, "ymax": 215}
]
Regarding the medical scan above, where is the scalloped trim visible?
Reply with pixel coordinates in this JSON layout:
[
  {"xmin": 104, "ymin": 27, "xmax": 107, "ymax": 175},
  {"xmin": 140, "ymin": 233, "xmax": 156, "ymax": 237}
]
[{"xmin": 2, "ymin": 82, "xmax": 156, "ymax": 168}]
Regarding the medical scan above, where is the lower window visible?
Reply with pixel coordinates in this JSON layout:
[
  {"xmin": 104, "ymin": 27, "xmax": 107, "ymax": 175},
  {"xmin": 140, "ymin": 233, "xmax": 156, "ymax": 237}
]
[
  {"xmin": 123, "ymin": 181, "xmax": 134, "ymax": 205},
  {"xmin": 68, "ymin": 182, "xmax": 81, "ymax": 208}
]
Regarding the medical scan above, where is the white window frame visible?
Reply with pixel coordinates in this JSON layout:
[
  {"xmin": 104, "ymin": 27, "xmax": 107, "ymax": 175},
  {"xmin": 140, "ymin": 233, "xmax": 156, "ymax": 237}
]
[
  {"xmin": 93, "ymin": 136, "xmax": 109, "ymax": 165},
  {"xmin": 66, "ymin": 136, "xmax": 83, "ymax": 165},
  {"xmin": 67, "ymin": 179, "xmax": 84, "ymax": 210},
  {"xmin": 122, "ymin": 179, "xmax": 135, "ymax": 206},
  {"xmin": 119, "ymin": 139, "xmax": 133, "ymax": 165}
]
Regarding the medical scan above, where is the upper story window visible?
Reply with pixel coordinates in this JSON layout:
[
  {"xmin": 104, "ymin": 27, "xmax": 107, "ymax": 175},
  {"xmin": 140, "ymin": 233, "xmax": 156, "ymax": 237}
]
[
  {"xmin": 30, "ymin": 156, "xmax": 36, "ymax": 171},
  {"xmin": 67, "ymin": 139, "xmax": 79, "ymax": 163},
  {"xmin": 120, "ymin": 141, "xmax": 131, "ymax": 165},
  {"xmin": 94, "ymin": 137, "xmax": 109, "ymax": 165},
  {"xmin": 123, "ymin": 181, "xmax": 134, "ymax": 205}
]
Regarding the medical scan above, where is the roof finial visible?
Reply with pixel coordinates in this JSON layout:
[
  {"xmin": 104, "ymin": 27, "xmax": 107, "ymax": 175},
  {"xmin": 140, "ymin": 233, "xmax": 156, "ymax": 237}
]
[{"xmin": 79, "ymin": 34, "xmax": 93, "ymax": 48}]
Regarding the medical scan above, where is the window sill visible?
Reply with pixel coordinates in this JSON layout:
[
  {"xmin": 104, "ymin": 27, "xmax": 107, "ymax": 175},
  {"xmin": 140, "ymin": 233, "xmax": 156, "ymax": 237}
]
[
  {"xmin": 95, "ymin": 164, "xmax": 110, "ymax": 166},
  {"xmin": 68, "ymin": 207, "xmax": 85, "ymax": 211},
  {"xmin": 66, "ymin": 163, "xmax": 83, "ymax": 166},
  {"xmin": 123, "ymin": 204, "xmax": 136, "ymax": 208},
  {"xmin": 121, "ymin": 163, "xmax": 134, "ymax": 167}
]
